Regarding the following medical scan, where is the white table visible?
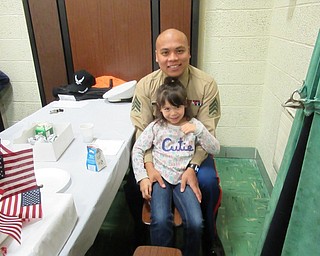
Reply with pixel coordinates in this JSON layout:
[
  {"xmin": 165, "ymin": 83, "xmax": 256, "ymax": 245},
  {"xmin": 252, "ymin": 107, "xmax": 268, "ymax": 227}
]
[{"xmin": 0, "ymin": 99, "xmax": 135, "ymax": 256}]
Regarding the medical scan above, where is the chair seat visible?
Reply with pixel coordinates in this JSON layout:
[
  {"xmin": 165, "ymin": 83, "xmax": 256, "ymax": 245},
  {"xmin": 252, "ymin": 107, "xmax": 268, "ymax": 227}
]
[
  {"xmin": 142, "ymin": 200, "xmax": 182, "ymax": 226},
  {"xmin": 133, "ymin": 245, "xmax": 182, "ymax": 256}
]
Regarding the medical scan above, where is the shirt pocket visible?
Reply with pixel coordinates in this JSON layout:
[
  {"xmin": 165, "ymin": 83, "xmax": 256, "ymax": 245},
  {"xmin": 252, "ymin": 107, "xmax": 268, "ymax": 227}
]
[{"xmin": 189, "ymin": 104, "xmax": 201, "ymax": 117}]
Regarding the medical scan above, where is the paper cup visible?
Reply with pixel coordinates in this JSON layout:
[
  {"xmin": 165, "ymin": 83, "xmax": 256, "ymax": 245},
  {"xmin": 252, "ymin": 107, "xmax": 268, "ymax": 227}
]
[{"xmin": 79, "ymin": 123, "xmax": 94, "ymax": 143}]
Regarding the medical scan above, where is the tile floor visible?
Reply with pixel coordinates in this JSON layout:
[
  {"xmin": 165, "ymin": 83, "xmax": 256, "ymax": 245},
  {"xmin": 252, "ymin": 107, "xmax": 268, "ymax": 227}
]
[
  {"xmin": 216, "ymin": 158, "xmax": 270, "ymax": 256},
  {"xmin": 85, "ymin": 157, "xmax": 270, "ymax": 256}
]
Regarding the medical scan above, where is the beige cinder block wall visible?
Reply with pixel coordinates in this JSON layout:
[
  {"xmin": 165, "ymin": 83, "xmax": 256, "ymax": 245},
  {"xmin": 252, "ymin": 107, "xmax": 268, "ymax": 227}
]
[
  {"xmin": 0, "ymin": 0, "xmax": 41, "ymax": 127},
  {"xmin": 256, "ymin": 0, "xmax": 320, "ymax": 184},
  {"xmin": 199, "ymin": 0, "xmax": 320, "ymax": 185}
]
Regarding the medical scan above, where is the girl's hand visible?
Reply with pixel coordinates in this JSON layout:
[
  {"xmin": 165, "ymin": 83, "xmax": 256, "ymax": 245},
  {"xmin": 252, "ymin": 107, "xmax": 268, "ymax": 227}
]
[
  {"xmin": 180, "ymin": 122, "xmax": 196, "ymax": 134},
  {"xmin": 145, "ymin": 162, "xmax": 166, "ymax": 188}
]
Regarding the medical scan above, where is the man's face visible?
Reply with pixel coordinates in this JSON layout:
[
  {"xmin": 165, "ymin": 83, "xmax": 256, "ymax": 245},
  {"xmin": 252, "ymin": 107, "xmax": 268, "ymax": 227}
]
[{"xmin": 155, "ymin": 31, "xmax": 191, "ymax": 78}]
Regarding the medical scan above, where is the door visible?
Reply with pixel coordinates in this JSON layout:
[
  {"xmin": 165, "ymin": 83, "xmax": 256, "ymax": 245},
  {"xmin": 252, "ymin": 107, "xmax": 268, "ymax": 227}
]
[{"xmin": 64, "ymin": 0, "xmax": 153, "ymax": 81}]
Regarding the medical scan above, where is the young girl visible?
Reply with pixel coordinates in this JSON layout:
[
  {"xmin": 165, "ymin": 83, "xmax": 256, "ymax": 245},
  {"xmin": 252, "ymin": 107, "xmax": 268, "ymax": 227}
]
[{"xmin": 131, "ymin": 79, "xmax": 220, "ymax": 256}]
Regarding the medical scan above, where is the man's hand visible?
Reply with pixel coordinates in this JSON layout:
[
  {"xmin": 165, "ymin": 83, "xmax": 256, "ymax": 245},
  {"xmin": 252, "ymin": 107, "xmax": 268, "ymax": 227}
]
[
  {"xmin": 180, "ymin": 167, "xmax": 202, "ymax": 203},
  {"xmin": 139, "ymin": 178, "xmax": 152, "ymax": 200},
  {"xmin": 145, "ymin": 162, "xmax": 166, "ymax": 188}
]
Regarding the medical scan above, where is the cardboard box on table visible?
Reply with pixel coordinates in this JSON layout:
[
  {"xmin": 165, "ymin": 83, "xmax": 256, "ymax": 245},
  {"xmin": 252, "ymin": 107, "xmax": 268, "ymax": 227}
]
[{"xmin": 13, "ymin": 123, "xmax": 74, "ymax": 161}]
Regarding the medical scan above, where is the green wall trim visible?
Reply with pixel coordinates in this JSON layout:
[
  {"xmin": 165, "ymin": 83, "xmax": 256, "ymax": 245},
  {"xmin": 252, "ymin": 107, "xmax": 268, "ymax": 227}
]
[
  {"xmin": 216, "ymin": 146, "xmax": 256, "ymax": 158},
  {"xmin": 216, "ymin": 146, "xmax": 273, "ymax": 196},
  {"xmin": 255, "ymin": 150, "xmax": 273, "ymax": 196}
]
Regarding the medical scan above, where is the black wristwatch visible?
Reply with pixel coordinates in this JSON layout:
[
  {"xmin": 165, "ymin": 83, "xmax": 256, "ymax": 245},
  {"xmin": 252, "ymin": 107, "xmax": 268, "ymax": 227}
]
[{"xmin": 187, "ymin": 163, "xmax": 200, "ymax": 174}]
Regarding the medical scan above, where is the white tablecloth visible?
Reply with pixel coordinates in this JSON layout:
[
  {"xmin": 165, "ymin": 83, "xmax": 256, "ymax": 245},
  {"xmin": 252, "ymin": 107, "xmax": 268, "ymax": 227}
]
[
  {"xmin": 0, "ymin": 99, "xmax": 134, "ymax": 256},
  {"xmin": 3, "ymin": 193, "xmax": 78, "ymax": 256}
]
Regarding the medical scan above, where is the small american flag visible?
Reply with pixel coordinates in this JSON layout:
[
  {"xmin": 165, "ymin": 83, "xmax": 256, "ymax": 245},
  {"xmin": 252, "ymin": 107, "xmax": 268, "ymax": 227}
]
[
  {"xmin": 0, "ymin": 213, "xmax": 22, "ymax": 244},
  {"xmin": 0, "ymin": 187, "xmax": 42, "ymax": 220},
  {"xmin": 0, "ymin": 191, "xmax": 22, "ymax": 244},
  {"xmin": 0, "ymin": 147, "xmax": 38, "ymax": 200}
]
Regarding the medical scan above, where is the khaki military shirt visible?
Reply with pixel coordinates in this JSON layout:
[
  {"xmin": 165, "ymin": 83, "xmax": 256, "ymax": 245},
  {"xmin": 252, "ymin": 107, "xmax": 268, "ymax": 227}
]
[{"xmin": 131, "ymin": 65, "xmax": 221, "ymax": 165}]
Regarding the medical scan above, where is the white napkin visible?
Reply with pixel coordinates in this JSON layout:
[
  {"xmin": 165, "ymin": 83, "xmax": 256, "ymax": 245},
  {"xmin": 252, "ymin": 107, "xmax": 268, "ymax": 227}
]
[{"xmin": 93, "ymin": 139, "xmax": 125, "ymax": 155}]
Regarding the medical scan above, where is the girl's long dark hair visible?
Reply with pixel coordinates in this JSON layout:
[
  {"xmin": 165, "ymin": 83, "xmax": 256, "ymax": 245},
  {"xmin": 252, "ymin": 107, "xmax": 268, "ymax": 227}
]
[{"xmin": 155, "ymin": 77, "xmax": 192, "ymax": 122}]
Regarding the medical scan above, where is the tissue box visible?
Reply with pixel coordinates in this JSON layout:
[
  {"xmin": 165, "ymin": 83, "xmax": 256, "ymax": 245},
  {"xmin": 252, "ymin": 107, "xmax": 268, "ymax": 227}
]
[{"xmin": 13, "ymin": 123, "xmax": 74, "ymax": 161}]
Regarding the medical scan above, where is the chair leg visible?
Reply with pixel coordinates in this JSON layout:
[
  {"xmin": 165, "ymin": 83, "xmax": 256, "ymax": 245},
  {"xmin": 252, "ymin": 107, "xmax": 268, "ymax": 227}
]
[
  {"xmin": 173, "ymin": 207, "xmax": 182, "ymax": 226},
  {"xmin": 142, "ymin": 200, "xmax": 182, "ymax": 226},
  {"xmin": 142, "ymin": 200, "xmax": 151, "ymax": 225}
]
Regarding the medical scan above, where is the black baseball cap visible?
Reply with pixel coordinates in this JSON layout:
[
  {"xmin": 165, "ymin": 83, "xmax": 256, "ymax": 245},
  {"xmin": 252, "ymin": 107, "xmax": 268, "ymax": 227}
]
[{"xmin": 66, "ymin": 70, "xmax": 96, "ymax": 94}]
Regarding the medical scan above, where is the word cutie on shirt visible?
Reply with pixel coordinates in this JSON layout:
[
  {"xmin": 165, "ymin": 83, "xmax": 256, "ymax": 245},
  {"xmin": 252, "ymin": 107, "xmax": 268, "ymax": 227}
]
[{"xmin": 162, "ymin": 137, "xmax": 194, "ymax": 152}]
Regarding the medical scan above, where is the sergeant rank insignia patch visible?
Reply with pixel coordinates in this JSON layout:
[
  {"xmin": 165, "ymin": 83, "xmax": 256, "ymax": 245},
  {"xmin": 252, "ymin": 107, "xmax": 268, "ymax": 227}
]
[
  {"xmin": 131, "ymin": 97, "xmax": 141, "ymax": 113},
  {"xmin": 209, "ymin": 98, "xmax": 219, "ymax": 116}
]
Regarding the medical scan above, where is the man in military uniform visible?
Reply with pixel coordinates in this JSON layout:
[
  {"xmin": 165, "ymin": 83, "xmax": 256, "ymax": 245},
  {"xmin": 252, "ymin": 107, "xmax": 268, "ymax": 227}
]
[{"xmin": 125, "ymin": 28, "xmax": 225, "ymax": 256}]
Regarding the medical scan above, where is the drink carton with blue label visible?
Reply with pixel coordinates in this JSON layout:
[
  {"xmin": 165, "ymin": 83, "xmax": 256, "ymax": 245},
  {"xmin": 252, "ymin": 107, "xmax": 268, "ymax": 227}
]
[{"xmin": 86, "ymin": 145, "xmax": 106, "ymax": 172}]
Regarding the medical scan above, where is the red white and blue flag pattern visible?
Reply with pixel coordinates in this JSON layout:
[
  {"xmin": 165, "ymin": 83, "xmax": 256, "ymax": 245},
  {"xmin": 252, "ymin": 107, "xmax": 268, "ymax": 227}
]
[
  {"xmin": 0, "ymin": 144, "xmax": 42, "ymax": 245},
  {"xmin": 0, "ymin": 147, "xmax": 38, "ymax": 200},
  {"xmin": 0, "ymin": 187, "xmax": 42, "ymax": 220}
]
